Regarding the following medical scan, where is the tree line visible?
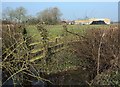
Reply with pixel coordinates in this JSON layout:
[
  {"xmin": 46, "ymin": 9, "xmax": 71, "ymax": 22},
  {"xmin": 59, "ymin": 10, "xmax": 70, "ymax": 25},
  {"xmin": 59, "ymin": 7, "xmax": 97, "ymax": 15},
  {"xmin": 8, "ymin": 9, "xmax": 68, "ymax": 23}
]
[{"xmin": 2, "ymin": 6, "xmax": 62, "ymax": 25}]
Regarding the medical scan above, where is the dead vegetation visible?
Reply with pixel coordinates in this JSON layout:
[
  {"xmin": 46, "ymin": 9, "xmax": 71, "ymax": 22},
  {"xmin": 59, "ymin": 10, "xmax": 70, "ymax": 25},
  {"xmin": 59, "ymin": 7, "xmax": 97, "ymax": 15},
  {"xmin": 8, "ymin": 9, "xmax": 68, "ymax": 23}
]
[
  {"xmin": 72, "ymin": 27, "xmax": 120, "ymax": 85},
  {"xmin": 2, "ymin": 23, "xmax": 120, "ymax": 86}
]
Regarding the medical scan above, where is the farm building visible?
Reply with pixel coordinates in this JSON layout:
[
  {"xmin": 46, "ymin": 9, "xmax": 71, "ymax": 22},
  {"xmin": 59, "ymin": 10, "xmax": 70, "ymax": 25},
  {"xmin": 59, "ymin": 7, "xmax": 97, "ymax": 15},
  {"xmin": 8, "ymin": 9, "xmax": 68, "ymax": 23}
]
[
  {"xmin": 61, "ymin": 20, "xmax": 75, "ymax": 25},
  {"xmin": 75, "ymin": 19, "xmax": 89, "ymax": 25},
  {"xmin": 75, "ymin": 18, "xmax": 110, "ymax": 25}
]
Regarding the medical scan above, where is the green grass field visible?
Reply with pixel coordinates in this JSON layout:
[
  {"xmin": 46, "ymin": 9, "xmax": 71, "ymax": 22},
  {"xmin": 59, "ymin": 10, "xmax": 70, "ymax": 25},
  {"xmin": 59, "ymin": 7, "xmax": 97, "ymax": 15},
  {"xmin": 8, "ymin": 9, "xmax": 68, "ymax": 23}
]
[
  {"xmin": 26, "ymin": 24, "xmax": 113, "ymax": 74},
  {"xmin": 26, "ymin": 24, "xmax": 110, "ymax": 43}
]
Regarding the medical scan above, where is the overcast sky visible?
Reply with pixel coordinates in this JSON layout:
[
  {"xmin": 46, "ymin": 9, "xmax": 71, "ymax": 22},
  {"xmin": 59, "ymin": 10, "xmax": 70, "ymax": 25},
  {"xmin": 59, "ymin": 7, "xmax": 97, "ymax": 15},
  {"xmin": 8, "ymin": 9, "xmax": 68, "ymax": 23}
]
[{"xmin": 2, "ymin": 2, "xmax": 118, "ymax": 22}]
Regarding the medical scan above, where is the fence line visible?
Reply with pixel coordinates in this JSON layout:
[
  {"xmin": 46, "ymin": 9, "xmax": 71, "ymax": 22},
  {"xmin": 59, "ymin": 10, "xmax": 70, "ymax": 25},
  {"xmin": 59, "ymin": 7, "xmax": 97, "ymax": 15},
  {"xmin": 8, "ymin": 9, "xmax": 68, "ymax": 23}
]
[{"xmin": 29, "ymin": 37, "xmax": 80, "ymax": 62}]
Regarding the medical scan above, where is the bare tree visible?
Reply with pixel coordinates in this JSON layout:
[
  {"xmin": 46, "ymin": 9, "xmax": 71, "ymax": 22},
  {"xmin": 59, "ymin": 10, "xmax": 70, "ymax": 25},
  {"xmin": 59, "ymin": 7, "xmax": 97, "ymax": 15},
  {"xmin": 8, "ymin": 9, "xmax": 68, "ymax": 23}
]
[
  {"xmin": 2, "ymin": 7, "xmax": 27, "ymax": 23},
  {"xmin": 15, "ymin": 7, "xmax": 27, "ymax": 23},
  {"xmin": 37, "ymin": 7, "xmax": 62, "ymax": 25},
  {"xmin": 2, "ymin": 7, "xmax": 15, "ymax": 21}
]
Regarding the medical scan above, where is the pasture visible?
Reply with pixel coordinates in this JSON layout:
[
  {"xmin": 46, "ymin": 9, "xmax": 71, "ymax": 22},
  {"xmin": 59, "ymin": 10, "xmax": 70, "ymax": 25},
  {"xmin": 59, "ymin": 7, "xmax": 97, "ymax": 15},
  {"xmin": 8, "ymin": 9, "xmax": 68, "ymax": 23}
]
[
  {"xmin": 26, "ymin": 24, "xmax": 114, "ymax": 73},
  {"xmin": 26, "ymin": 24, "xmax": 110, "ymax": 42}
]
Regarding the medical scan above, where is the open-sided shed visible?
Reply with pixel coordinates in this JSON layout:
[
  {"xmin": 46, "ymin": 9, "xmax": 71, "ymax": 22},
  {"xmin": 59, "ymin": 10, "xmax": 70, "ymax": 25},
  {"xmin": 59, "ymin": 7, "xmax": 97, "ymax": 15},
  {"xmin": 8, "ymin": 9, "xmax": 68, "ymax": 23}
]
[{"xmin": 75, "ymin": 18, "xmax": 110, "ymax": 25}]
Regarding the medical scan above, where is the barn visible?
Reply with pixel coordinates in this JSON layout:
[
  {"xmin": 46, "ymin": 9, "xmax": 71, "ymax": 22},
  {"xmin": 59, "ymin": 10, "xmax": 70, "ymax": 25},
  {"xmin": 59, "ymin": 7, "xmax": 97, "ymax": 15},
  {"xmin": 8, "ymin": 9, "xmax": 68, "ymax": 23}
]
[
  {"xmin": 89, "ymin": 18, "xmax": 111, "ymax": 25},
  {"xmin": 75, "ymin": 18, "xmax": 110, "ymax": 25}
]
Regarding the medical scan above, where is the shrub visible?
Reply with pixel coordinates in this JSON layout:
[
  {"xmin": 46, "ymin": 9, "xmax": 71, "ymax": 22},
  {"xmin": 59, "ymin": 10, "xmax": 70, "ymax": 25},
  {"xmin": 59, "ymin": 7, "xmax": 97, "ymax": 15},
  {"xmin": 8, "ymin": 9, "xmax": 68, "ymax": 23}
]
[
  {"xmin": 72, "ymin": 27, "xmax": 120, "ymax": 85},
  {"xmin": 2, "ymin": 24, "xmax": 46, "ymax": 86}
]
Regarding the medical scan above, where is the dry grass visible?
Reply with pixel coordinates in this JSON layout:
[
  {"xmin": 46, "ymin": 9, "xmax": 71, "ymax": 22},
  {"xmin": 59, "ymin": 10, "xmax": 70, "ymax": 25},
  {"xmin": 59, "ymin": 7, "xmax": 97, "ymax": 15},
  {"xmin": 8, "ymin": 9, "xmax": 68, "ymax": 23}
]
[
  {"xmin": 2, "ymin": 24, "xmax": 50, "ymax": 86},
  {"xmin": 2, "ymin": 23, "xmax": 120, "ymax": 86},
  {"xmin": 72, "ymin": 27, "xmax": 120, "ymax": 85}
]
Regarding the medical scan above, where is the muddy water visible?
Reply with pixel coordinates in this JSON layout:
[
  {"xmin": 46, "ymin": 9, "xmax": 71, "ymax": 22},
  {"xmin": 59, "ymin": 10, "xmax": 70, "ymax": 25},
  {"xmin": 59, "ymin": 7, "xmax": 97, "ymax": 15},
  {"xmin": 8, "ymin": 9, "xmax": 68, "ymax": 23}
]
[
  {"xmin": 2, "ymin": 66, "xmax": 96, "ymax": 87},
  {"xmin": 45, "ymin": 67, "xmax": 96, "ymax": 86}
]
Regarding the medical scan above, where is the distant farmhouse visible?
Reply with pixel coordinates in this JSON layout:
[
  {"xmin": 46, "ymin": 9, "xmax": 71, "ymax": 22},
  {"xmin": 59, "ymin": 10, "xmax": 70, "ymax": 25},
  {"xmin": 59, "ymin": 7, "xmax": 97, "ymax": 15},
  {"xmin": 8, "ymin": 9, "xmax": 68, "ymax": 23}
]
[
  {"xmin": 75, "ymin": 18, "xmax": 111, "ymax": 25},
  {"xmin": 61, "ymin": 20, "xmax": 75, "ymax": 25}
]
